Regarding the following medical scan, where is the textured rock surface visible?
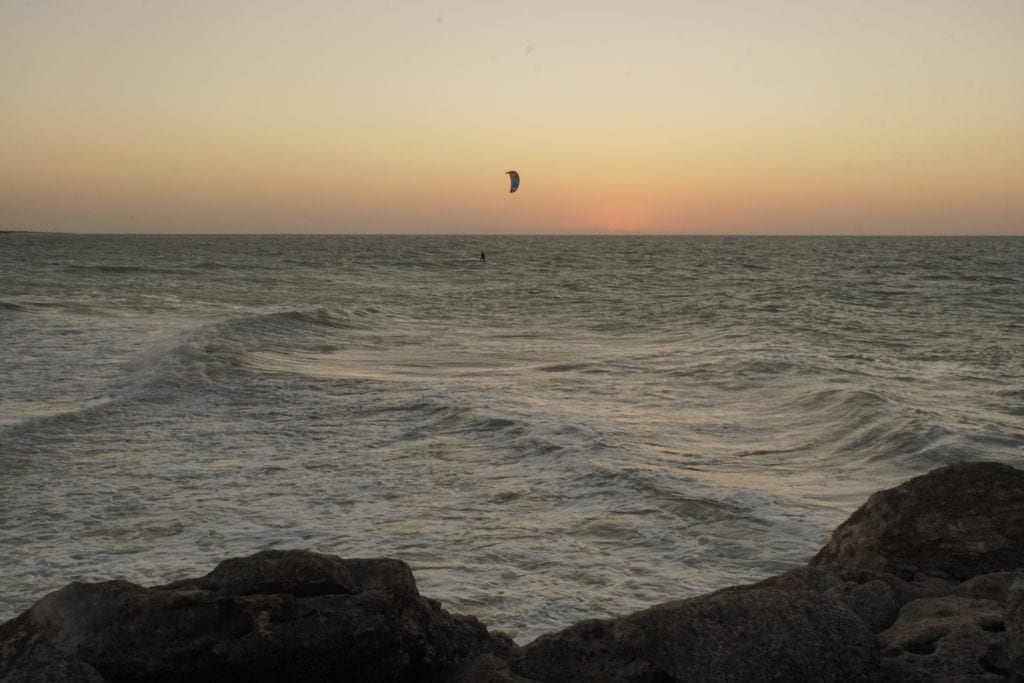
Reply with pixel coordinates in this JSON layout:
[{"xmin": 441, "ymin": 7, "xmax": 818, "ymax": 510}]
[
  {"xmin": 1006, "ymin": 572, "xmax": 1024, "ymax": 679},
  {"xmin": 445, "ymin": 653, "xmax": 537, "ymax": 683},
  {"xmin": 510, "ymin": 584, "xmax": 882, "ymax": 682},
  {"xmin": 879, "ymin": 595, "xmax": 1010, "ymax": 682},
  {"xmin": 955, "ymin": 572, "xmax": 1015, "ymax": 603},
  {"xmin": 0, "ymin": 550, "xmax": 512, "ymax": 683},
  {"xmin": 810, "ymin": 461, "xmax": 1024, "ymax": 580},
  {"xmin": 0, "ymin": 627, "xmax": 109, "ymax": 683}
]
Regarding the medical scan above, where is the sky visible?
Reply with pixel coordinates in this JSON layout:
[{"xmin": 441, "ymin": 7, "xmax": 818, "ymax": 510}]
[{"xmin": 2, "ymin": 0, "xmax": 1022, "ymax": 235}]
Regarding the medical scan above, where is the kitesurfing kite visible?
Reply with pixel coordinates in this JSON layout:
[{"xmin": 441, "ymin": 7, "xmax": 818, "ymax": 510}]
[{"xmin": 506, "ymin": 170, "xmax": 520, "ymax": 193}]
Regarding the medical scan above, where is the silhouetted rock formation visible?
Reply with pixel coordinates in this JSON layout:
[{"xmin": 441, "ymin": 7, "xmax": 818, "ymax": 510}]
[
  {"xmin": 0, "ymin": 551, "xmax": 512, "ymax": 682},
  {"xmin": 3, "ymin": 461, "xmax": 1023, "ymax": 682},
  {"xmin": 507, "ymin": 583, "xmax": 881, "ymax": 682},
  {"xmin": 811, "ymin": 461, "xmax": 1024, "ymax": 580}
]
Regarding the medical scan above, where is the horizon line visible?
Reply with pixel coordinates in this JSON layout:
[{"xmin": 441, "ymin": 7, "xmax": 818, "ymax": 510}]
[{"xmin": 3, "ymin": 229, "xmax": 1023, "ymax": 238}]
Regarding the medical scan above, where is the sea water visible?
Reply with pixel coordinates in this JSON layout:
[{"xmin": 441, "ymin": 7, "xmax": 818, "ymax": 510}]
[{"xmin": 1, "ymin": 233, "xmax": 1022, "ymax": 642}]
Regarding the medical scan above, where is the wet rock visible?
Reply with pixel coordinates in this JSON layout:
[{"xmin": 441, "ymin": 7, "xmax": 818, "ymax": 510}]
[
  {"xmin": 0, "ymin": 550, "xmax": 512, "ymax": 682},
  {"xmin": 510, "ymin": 584, "xmax": 881, "ymax": 682},
  {"xmin": 811, "ymin": 462, "xmax": 1024, "ymax": 580}
]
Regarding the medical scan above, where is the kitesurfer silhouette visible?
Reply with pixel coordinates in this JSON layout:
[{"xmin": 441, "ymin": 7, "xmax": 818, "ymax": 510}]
[{"xmin": 480, "ymin": 251, "xmax": 486, "ymax": 262}]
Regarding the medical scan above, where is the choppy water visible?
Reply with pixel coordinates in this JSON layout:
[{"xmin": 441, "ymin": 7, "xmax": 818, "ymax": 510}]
[{"xmin": 1, "ymin": 233, "xmax": 1022, "ymax": 642}]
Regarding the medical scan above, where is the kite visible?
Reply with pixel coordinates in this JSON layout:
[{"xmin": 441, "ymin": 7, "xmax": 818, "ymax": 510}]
[{"xmin": 506, "ymin": 170, "xmax": 520, "ymax": 193}]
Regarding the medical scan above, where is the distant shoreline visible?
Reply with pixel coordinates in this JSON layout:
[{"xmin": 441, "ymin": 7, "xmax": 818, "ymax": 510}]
[{"xmin": 0, "ymin": 230, "xmax": 61, "ymax": 234}]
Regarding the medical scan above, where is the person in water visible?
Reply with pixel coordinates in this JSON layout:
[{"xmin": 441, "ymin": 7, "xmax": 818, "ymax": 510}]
[{"xmin": 480, "ymin": 251, "xmax": 486, "ymax": 262}]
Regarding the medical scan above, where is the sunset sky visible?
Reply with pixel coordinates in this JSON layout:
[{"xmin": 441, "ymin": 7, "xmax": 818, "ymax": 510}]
[{"xmin": 2, "ymin": 1, "xmax": 1022, "ymax": 234}]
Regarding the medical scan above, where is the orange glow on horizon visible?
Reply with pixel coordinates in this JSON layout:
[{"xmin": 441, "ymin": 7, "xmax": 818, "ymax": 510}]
[{"xmin": 2, "ymin": 2, "xmax": 1022, "ymax": 234}]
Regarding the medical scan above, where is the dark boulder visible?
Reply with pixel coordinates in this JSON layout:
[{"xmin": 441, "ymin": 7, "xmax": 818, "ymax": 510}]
[
  {"xmin": 811, "ymin": 462, "xmax": 1024, "ymax": 581},
  {"xmin": 510, "ymin": 583, "xmax": 881, "ymax": 682},
  {"xmin": 0, "ymin": 549, "xmax": 512, "ymax": 682}
]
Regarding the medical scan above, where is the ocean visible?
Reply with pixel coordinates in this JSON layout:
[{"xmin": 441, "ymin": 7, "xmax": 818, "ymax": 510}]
[{"xmin": 2, "ymin": 233, "xmax": 1022, "ymax": 643}]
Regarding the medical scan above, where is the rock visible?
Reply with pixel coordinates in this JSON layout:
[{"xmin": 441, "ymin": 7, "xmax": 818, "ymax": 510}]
[
  {"xmin": 0, "ymin": 549, "xmax": 512, "ymax": 682},
  {"xmin": 828, "ymin": 569, "xmax": 964, "ymax": 612},
  {"xmin": 840, "ymin": 579, "xmax": 902, "ymax": 635},
  {"xmin": 758, "ymin": 566, "xmax": 846, "ymax": 593},
  {"xmin": 0, "ymin": 617, "xmax": 110, "ymax": 683},
  {"xmin": 756, "ymin": 567, "xmax": 903, "ymax": 635},
  {"xmin": 445, "ymin": 653, "xmax": 538, "ymax": 683},
  {"xmin": 510, "ymin": 618, "xmax": 669, "ymax": 683},
  {"xmin": 756, "ymin": 567, "xmax": 900, "ymax": 634},
  {"xmin": 954, "ymin": 572, "xmax": 1015, "ymax": 604},
  {"xmin": 510, "ymin": 584, "xmax": 882, "ymax": 682},
  {"xmin": 1006, "ymin": 571, "xmax": 1024, "ymax": 678},
  {"xmin": 172, "ymin": 549, "xmax": 420, "ymax": 599},
  {"xmin": 879, "ymin": 595, "xmax": 1010, "ymax": 682},
  {"xmin": 811, "ymin": 462, "xmax": 1024, "ymax": 580}
]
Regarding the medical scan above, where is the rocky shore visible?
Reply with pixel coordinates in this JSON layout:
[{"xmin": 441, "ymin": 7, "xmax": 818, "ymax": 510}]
[{"xmin": 3, "ymin": 460, "xmax": 1023, "ymax": 682}]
